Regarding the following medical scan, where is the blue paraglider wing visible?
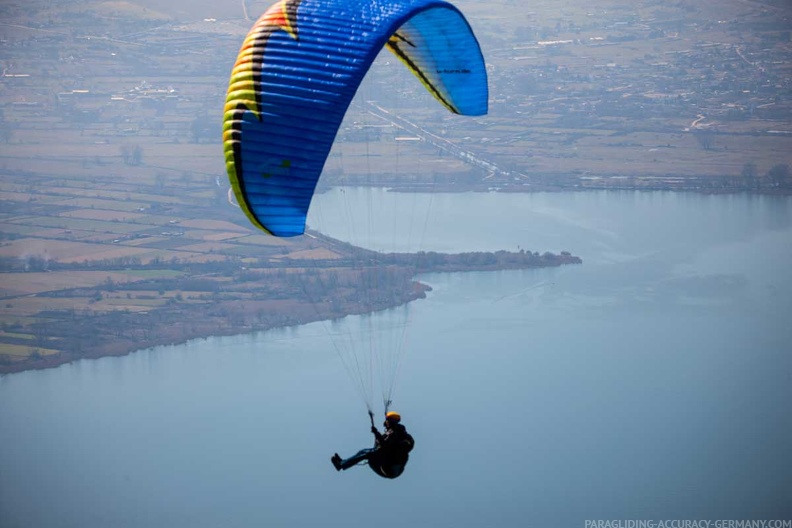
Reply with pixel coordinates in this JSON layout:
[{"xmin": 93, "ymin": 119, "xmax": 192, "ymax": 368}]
[{"xmin": 224, "ymin": 0, "xmax": 488, "ymax": 236}]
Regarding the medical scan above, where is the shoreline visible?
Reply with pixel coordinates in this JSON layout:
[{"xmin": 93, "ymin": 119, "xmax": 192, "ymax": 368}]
[{"xmin": 0, "ymin": 250, "xmax": 581, "ymax": 375}]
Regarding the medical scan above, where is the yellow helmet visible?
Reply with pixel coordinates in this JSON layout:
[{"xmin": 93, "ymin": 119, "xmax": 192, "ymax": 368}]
[{"xmin": 385, "ymin": 411, "xmax": 401, "ymax": 423}]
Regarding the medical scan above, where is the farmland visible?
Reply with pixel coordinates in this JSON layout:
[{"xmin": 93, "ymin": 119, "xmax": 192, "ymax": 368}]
[{"xmin": 0, "ymin": 0, "xmax": 790, "ymax": 371}]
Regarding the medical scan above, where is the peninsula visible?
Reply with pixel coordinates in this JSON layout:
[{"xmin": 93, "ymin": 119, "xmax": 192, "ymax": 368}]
[{"xmin": 0, "ymin": 226, "xmax": 581, "ymax": 374}]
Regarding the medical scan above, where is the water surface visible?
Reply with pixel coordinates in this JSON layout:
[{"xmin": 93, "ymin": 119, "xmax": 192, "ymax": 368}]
[{"xmin": 2, "ymin": 191, "xmax": 790, "ymax": 527}]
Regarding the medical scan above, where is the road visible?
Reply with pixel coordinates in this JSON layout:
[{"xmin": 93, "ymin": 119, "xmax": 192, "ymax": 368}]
[{"xmin": 363, "ymin": 101, "xmax": 525, "ymax": 182}]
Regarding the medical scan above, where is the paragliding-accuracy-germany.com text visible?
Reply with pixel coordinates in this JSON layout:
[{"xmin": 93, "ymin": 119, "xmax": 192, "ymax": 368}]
[{"xmin": 584, "ymin": 521, "xmax": 792, "ymax": 528}]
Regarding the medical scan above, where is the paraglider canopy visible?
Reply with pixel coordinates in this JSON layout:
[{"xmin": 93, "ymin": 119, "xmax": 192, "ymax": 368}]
[{"xmin": 223, "ymin": 0, "xmax": 488, "ymax": 237}]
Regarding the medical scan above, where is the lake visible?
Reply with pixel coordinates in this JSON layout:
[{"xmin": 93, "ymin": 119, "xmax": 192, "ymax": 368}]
[{"xmin": 1, "ymin": 190, "xmax": 791, "ymax": 527}]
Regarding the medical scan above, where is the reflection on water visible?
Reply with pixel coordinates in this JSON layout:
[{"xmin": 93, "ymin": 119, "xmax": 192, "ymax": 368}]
[{"xmin": 2, "ymin": 191, "xmax": 791, "ymax": 528}]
